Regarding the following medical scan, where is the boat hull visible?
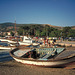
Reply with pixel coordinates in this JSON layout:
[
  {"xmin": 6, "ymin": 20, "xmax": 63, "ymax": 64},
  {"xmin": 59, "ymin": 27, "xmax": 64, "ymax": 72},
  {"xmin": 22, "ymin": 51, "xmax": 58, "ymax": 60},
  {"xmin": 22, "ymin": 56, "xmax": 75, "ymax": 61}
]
[
  {"xmin": 10, "ymin": 48, "xmax": 75, "ymax": 67},
  {"xmin": 12, "ymin": 56, "xmax": 75, "ymax": 67},
  {"xmin": 19, "ymin": 42, "xmax": 32, "ymax": 46},
  {"xmin": 0, "ymin": 47, "xmax": 16, "ymax": 50}
]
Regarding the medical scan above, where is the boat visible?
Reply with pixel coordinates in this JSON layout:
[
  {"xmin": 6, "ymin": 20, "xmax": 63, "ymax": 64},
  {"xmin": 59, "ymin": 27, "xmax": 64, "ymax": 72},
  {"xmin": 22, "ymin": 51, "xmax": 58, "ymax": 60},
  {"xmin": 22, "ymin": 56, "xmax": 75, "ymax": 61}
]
[
  {"xmin": 0, "ymin": 42, "xmax": 16, "ymax": 50},
  {"xmin": 7, "ymin": 40, "xmax": 17, "ymax": 43},
  {"xmin": 19, "ymin": 36, "xmax": 39, "ymax": 46},
  {"xmin": 0, "ymin": 38, "xmax": 18, "ymax": 45},
  {"xmin": 0, "ymin": 46, "xmax": 16, "ymax": 50},
  {"xmin": 10, "ymin": 47, "xmax": 75, "ymax": 67},
  {"xmin": 0, "ymin": 38, "xmax": 9, "ymax": 42}
]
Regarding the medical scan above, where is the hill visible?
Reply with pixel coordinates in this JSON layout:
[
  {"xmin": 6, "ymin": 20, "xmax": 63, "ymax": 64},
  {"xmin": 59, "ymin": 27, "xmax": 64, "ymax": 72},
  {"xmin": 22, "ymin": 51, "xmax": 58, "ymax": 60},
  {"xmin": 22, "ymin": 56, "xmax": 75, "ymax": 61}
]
[
  {"xmin": 0, "ymin": 22, "xmax": 14, "ymax": 27},
  {"xmin": 0, "ymin": 22, "xmax": 63, "ymax": 30},
  {"xmin": 42, "ymin": 24, "xmax": 63, "ymax": 30},
  {"xmin": 71, "ymin": 26, "xmax": 75, "ymax": 29},
  {"xmin": 0, "ymin": 22, "xmax": 74, "ymax": 30}
]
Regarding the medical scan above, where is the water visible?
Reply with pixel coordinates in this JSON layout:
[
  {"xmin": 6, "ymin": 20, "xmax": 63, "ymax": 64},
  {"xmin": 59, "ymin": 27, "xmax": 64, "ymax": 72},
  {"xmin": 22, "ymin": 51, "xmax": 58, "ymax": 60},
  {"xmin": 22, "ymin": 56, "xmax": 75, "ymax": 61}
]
[
  {"xmin": 0, "ymin": 42, "xmax": 40, "ymax": 62},
  {"xmin": 0, "ymin": 42, "xmax": 13, "ymax": 62},
  {"xmin": 0, "ymin": 42, "xmax": 9, "ymax": 46},
  {"xmin": 0, "ymin": 51, "xmax": 13, "ymax": 62}
]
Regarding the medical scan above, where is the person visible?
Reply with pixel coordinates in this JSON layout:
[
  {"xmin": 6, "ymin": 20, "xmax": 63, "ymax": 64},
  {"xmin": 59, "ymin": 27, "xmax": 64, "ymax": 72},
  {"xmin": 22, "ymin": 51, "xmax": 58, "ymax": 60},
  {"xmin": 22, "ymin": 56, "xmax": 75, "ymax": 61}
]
[
  {"xmin": 46, "ymin": 39, "xmax": 49, "ymax": 47},
  {"xmin": 28, "ymin": 51, "xmax": 32, "ymax": 58},
  {"xmin": 44, "ymin": 39, "xmax": 45, "ymax": 46}
]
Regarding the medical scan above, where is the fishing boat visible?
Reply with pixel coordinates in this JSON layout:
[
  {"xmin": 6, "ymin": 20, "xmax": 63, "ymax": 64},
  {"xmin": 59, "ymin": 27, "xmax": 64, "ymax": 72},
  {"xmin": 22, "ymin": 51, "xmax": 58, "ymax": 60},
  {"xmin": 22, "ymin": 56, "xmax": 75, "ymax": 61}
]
[
  {"xmin": 19, "ymin": 36, "xmax": 39, "ymax": 46},
  {"xmin": 10, "ymin": 47, "xmax": 75, "ymax": 67}
]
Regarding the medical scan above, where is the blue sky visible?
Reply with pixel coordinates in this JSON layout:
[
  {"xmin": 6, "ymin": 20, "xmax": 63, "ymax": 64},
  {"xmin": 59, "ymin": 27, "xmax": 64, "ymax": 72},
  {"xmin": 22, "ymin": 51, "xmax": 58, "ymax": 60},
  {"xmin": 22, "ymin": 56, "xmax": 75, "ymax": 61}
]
[{"xmin": 0, "ymin": 0, "xmax": 75, "ymax": 27}]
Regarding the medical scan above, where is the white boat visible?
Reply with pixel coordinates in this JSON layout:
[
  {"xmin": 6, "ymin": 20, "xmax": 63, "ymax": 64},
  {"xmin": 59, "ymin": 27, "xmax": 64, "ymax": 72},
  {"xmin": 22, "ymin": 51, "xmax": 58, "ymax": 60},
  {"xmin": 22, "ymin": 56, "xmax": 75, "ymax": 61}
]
[
  {"xmin": 8, "ymin": 40, "xmax": 17, "ymax": 43},
  {"xmin": 19, "ymin": 36, "xmax": 39, "ymax": 46},
  {"xmin": 19, "ymin": 42, "xmax": 32, "ymax": 46},
  {"xmin": 10, "ymin": 47, "xmax": 75, "ymax": 67},
  {"xmin": 0, "ymin": 42, "xmax": 16, "ymax": 50},
  {"xmin": 0, "ymin": 38, "xmax": 9, "ymax": 42},
  {"xmin": 0, "ymin": 38, "xmax": 17, "ymax": 44},
  {"xmin": 0, "ymin": 46, "xmax": 16, "ymax": 50}
]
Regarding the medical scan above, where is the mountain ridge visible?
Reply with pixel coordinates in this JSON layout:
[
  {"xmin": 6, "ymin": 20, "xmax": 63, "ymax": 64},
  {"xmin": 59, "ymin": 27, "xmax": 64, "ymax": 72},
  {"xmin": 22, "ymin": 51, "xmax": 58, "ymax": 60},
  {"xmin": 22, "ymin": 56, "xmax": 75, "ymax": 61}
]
[{"xmin": 0, "ymin": 22, "xmax": 75, "ymax": 30}]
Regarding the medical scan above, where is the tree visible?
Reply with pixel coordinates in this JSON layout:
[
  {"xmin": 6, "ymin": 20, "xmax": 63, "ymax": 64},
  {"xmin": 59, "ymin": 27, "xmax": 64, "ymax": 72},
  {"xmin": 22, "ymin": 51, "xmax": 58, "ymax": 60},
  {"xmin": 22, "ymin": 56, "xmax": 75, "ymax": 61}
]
[
  {"xmin": 62, "ymin": 27, "xmax": 71, "ymax": 37},
  {"xmin": 35, "ymin": 30, "xmax": 40, "ymax": 37},
  {"xmin": 68, "ymin": 29, "xmax": 75, "ymax": 37}
]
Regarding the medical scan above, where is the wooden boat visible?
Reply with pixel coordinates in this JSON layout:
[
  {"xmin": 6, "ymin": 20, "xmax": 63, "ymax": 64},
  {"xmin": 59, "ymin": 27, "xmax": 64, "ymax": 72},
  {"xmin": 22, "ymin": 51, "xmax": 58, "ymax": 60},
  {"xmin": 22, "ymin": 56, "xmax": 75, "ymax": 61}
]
[{"xmin": 10, "ymin": 47, "xmax": 75, "ymax": 67}]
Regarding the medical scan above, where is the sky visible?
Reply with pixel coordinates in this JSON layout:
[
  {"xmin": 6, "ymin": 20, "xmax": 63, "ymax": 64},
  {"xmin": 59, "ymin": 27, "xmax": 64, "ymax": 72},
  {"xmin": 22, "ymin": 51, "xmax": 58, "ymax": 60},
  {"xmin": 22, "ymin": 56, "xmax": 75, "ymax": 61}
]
[{"xmin": 0, "ymin": 0, "xmax": 75, "ymax": 27}]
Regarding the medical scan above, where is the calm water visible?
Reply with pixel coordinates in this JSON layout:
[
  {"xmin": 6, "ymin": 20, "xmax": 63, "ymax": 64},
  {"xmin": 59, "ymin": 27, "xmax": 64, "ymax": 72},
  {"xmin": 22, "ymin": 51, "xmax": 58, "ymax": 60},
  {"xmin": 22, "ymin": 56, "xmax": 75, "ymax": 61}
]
[
  {"xmin": 0, "ymin": 42, "xmax": 13, "ymax": 62},
  {"xmin": 0, "ymin": 51, "xmax": 13, "ymax": 62},
  {"xmin": 0, "ymin": 42, "xmax": 40, "ymax": 62},
  {"xmin": 0, "ymin": 42, "xmax": 9, "ymax": 46}
]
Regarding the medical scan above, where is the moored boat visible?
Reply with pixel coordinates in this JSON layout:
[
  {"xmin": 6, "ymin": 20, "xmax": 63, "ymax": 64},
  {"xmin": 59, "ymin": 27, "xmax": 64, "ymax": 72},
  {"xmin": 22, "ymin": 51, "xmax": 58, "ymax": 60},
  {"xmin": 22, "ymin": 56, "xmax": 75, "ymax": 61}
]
[
  {"xmin": 19, "ymin": 36, "xmax": 40, "ymax": 46},
  {"xmin": 0, "ymin": 42, "xmax": 16, "ymax": 50},
  {"xmin": 0, "ymin": 46, "xmax": 15, "ymax": 50},
  {"xmin": 10, "ymin": 47, "xmax": 75, "ymax": 67}
]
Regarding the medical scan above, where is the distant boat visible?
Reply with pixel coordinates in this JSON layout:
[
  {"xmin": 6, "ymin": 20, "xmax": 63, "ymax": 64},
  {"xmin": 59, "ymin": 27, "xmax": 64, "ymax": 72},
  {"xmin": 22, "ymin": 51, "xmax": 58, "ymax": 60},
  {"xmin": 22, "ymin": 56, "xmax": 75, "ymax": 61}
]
[
  {"xmin": 10, "ymin": 47, "xmax": 75, "ymax": 67},
  {"xmin": 0, "ymin": 37, "xmax": 17, "ymax": 43},
  {"xmin": 0, "ymin": 42, "xmax": 16, "ymax": 50},
  {"xmin": 19, "ymin": 36, "xmax": 39, "ymax": 46},
  {"xmin": 0, "ymin": 38, "xmax": 9, "ymax": 42},
  {"xmin": 0, "ymin": 46, "xmax": 15, "ymax": 50}
]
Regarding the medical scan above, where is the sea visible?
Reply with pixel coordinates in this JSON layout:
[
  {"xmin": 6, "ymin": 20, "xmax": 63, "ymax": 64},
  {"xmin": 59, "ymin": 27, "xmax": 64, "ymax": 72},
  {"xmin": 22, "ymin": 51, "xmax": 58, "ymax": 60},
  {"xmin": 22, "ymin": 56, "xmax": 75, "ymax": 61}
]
[
  {"xmin": 0, "ymin": 42, "xmax": 13, "ymax": 62},
  {"xmin": 0, "ymin": 42, "xmax": 40, "ymax": 62}
]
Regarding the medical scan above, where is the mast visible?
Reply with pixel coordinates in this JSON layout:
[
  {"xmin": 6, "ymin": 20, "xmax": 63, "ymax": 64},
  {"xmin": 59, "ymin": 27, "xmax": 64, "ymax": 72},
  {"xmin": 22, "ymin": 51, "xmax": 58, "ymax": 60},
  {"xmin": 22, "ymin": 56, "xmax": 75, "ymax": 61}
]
[{"xmin": 15, "ymin": 20, "xmax": 16, "ymax": 36}]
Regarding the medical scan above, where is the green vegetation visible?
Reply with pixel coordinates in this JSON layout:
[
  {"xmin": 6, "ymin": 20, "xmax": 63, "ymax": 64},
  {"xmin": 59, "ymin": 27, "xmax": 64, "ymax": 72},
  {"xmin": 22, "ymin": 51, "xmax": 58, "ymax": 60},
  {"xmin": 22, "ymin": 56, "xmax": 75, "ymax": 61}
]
[
  {"xmin": 17, "ymin": 25, "xmax": 74, "ymax": 38},
  {"xmin": 0, "ymin": 23, "xmax": 75, "ymax": 38},
  {"xmin": 18, "ymin": 25, "xmax": 75, "ymax": 38}
]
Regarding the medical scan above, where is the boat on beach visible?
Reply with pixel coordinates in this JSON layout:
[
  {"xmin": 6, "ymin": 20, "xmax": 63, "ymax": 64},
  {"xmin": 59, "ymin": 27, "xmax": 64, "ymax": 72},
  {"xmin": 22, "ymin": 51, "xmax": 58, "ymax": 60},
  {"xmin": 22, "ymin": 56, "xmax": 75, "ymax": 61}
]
[{"xmin": 10, "ymin": 47, "xmax": 75, "ymax": 67}]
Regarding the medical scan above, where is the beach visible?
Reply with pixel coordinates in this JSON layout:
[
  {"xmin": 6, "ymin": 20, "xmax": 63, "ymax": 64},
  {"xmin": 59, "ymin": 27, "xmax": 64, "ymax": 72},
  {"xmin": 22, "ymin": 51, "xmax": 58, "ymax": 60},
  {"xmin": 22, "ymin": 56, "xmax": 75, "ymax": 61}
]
[
  {"xmin": 0, "ymin": 47, "xmax": 75, "ymax": 75},
  {"xmin": 0, "ymin": 60, "xmax": 75, "ymax": 75}
]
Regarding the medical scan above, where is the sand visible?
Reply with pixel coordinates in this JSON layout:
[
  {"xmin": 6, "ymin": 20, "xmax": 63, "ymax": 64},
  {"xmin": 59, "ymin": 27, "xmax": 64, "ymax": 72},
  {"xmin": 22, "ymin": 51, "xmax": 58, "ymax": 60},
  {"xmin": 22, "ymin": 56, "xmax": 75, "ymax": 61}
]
[
  {"xmin": 0, "ymin": 47, "xmax": 75, "ymax": 75},
  {"xmin": 0, "ymin": 60, "xmax": 75, "ymax": 75}
]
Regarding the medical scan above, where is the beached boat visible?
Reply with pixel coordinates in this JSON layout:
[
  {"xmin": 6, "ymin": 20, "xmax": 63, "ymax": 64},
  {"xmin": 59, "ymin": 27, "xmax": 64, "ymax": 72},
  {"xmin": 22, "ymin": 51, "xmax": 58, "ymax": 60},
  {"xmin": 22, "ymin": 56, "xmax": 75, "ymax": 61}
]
[{"xmin": 10, "ymin": 47, "xmax": 75, "ymax": 67}]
